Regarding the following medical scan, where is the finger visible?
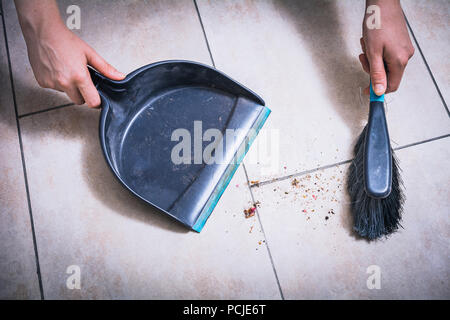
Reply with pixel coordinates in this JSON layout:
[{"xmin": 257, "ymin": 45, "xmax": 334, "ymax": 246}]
[
  {"xmin": 64, "ymin": 85, "xmax": 85, "ymax": 105},
  {"xmin": 367, "ymin": 54, "xmax": 387, "ymax": 95},
  {"xmin": 86, "ymin": 48, "xmax": 125, "ymax": 80},
  {"xmin": 363, "ymin": 86, "xmax": 370, "ymax": 95},
  {"xmin": 359, "ymin": 53, "xmax": 370, "ymax": 74},
  {"xmin": 385, "ymin": 61, "xmax": 405, "ymax": 94},
  {"xmin": 77, "ymin": 68, "xmax": 102, "ymax": 108},
  {"xmin": 360, "ymin": 37, "xmax": 366, "ymax": 54}
]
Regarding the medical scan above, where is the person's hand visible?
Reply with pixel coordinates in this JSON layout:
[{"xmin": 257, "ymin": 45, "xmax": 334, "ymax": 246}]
[
  {"xmin": 15, "ymin": 0, "xmax": 125, "ymax": 107},
  {"xmin": 359, "ymin": 0, "xmax": 415, "ymax": 95},
  {"xmin": 25, "ymin": 24, "xmax": 125, "ymax": 107}
]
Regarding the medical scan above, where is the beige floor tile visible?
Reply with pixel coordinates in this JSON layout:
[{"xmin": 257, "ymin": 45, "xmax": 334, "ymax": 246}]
[
  {"xmin": 402, "ymin": 0, "xmax": 450, "ymax": 107},
  {"xmin": 3, "ymin": 0, "xmax": 212, "ymax": 115},
  {"xmin": 19, "ymin": 106, "xmax": 281, "ymax": 299},
  {"xmin": 0, "ymin": 20, "xmax": 41, "ymax": 299},
  {"xmin": 251, "ymin": 138, "xmax": 450, "ymax": 299},
  {"xmin": 196, "ymin": 0, "xmax": 450, "ymax": 182}
]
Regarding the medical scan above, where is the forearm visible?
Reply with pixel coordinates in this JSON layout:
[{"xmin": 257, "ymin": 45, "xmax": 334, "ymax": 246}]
[{"xmin": 14, "ymin": 0, "xmax": 65, "ymax": 41}]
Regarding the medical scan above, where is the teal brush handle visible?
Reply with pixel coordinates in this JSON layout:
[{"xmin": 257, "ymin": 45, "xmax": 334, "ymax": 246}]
[{"xmin": 364, "ymin": 83, "xmax": 392, "ymax": 198}]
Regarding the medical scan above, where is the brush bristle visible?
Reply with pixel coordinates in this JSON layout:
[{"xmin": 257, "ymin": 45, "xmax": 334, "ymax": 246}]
[{"xmin": 347, "ymin": 126, "xmax": 405, "ymax": 240}]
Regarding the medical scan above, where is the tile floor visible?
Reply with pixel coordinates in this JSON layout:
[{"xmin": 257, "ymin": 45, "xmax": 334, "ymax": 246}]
[{"xmin": 0, "ymin": 0, "xmax": 449, "ymax": 299}]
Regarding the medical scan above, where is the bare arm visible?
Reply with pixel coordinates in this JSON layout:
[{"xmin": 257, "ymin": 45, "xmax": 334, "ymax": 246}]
[
  {"xmin": 14, "ymin": 0, "xmax": 125, "ymax": 107},
  {"xmin": 360, "ymin": 0, "xmax": 414, "ymax": 95}
]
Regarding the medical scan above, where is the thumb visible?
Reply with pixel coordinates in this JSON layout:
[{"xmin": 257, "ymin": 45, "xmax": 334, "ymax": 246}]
[
  {"xmin": 86, "ymin": 48, "xmax": 125, "ymax": 80},
  {"xmin": 368, "ymin": 54, "xmax": 387, "ymax": 96}
]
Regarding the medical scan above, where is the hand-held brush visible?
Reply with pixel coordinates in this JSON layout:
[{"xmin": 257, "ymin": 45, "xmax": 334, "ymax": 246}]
[{"xmin": 347, "ymin": 83, "xmax": 404, "ymax": 240}]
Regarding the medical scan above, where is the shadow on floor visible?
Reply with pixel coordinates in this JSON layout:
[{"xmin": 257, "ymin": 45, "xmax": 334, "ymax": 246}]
[
  {"xmin": 276, "ymin": 0, "xmax": 371, "ymax": 238},
  {"xmin": 277, "ymin": 0, "xmax": 369, "ymax": 138},
  {"xmin": 0, "ymin": 64, "xmax": 188, "ymax": 234}
]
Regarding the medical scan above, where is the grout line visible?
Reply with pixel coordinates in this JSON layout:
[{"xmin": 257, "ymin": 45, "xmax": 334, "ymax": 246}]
[
  {"xmin": 393, "ymin": 133, "xmax": 450, "ymax": 151},
  {"xmin": 1, "ymin": 11, "xmax": 45, "ymax": 300},
  {"xmin": 404, "ymin": 12, "xmax": 449, "ymax": 117},
  {"xmin": 192, "ymin": 0, "xmax": 283, "ymax": 298},
  {"xmin": 251, "ymin": 133, "xmax": 450, "ymax": 188},
  {"xmin": 193, "ymin": 0, "xmax": 216, "ymax": 68},
  {"xmin": 242, "ymin": 164, "xmax": 285, "ymax": 300},
  {"xmin": 18, "ymin": 103, "xmax": 75, "ymax": 119},
  {"xmin": 252, "ymin": 159, "xmax": 353, "ymax": 188}
]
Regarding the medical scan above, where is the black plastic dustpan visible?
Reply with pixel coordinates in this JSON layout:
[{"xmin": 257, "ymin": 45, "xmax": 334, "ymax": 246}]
[{"xmin": 89, "ymin": 60, "xmax": 270, "ymax": 232}]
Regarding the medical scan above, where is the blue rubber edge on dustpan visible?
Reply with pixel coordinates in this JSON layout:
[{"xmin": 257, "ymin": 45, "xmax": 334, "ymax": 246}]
[{"xmin": 192, "ymin": 106, "xmax": 271, "ymax": 232}]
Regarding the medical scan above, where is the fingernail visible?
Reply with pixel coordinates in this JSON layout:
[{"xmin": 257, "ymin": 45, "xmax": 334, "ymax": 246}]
[
  {"xmin": 116, "ymin": 70, "xmax": 126, "ymax": 78},
  {"xmin": 374, "ymin": 84, "xmax": 385, "ymax": 95}
]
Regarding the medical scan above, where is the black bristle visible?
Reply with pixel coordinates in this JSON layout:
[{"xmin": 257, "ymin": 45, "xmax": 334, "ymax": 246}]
[{"xmin": 347, "ymin": 126, "xmax": 405, "ymax": 240}]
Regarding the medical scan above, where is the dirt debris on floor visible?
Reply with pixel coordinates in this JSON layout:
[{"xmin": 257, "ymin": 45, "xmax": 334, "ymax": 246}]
[
  {"xmin": 243, "ymin": 201, "xmax": 261, "ymax": 218},
  {"xmin": 244, "ymin": 206, "xmax": 256, "ymax": 218},
  {"xmin": 278, "ymin": 167, "xmax": 345, "ymax": 224},
  {"xmin": 250, "ymin": 180, "xmax": 260, "ymax": 187},
  {"xmin": 244, "ymin": 165, "xmax": 343, "ymax": 229}
]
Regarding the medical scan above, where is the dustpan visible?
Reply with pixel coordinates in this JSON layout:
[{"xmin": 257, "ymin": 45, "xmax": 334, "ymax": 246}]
[{"xmin": 89, "ymin": 60, "xmax": 270, "ymax": 231}]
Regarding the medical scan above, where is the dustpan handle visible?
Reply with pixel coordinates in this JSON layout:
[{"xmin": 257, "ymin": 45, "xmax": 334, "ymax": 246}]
[
  {"xmin": 88, "ymin": 66, "xmax": 111, "ymax": 109},
  {"xmin": 364, "ymin": 83, "xmax": 392, "ymax": 198},
  {"xmin": 88, "ymin": 65, "xmax": 104, "ymax": 88}
]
